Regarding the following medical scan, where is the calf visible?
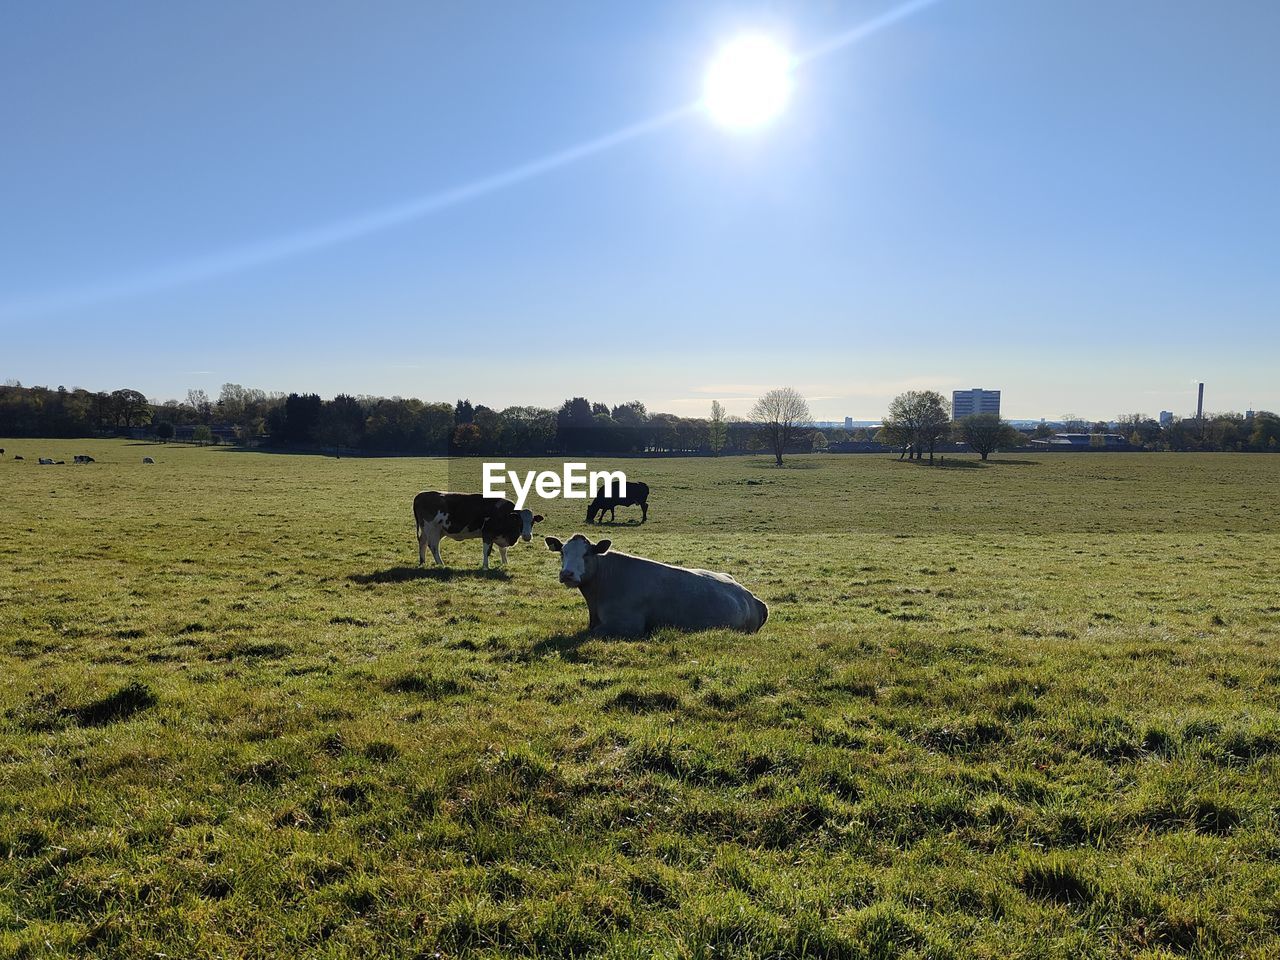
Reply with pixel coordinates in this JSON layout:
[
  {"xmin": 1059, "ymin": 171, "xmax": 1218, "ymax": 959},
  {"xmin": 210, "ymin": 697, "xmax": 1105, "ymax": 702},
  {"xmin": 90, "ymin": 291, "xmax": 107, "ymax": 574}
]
[
  {"xmin": 413, "ymin": 491, "xmax": 542, "ymax": 569},
  {"xmin": 545, "ymin": 534, "xmax": 767, "ymax": 636},
  {"xmin": 586, "ymin": 480, "xmax": 649, "ymax": 524}
]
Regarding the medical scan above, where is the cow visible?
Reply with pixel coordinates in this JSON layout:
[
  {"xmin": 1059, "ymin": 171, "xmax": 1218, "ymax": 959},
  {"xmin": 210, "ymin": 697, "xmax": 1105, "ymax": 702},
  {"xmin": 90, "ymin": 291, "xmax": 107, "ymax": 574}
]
[
  {"xmin": 38, "ymin": 458, "xmax": 55, "ymax": 465},
  {"xmin": 142, "ymin": 457, "xmax": 155, "ymax": 464},
  {"xmin": 413, "ymin": 491, "xmax": 543, "ymax": 569},
  {"xmin": 73, "ymin": 455, "xmax": 95, "ymax": 464},
  {"xmin": 544, "ymin": 533, "xmax": 768, "ymax": 637},
  {"xmin": 13, "ymin": 456, "xmax": 22, "ymax": 461},
  {"xmin": 586, "ymin": 479, "xmax": 649, "ymax": 524}
]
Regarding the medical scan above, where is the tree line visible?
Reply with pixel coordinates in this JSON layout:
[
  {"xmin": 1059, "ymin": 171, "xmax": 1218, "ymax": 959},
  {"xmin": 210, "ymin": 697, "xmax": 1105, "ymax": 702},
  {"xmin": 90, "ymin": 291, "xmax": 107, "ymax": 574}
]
[
  {"xmin": 2, "ymin": 379, "xmax": 1275, "ymax": 456},
  {"xmin": 0, "ymin": 381, "xmax": 783, "ymax": 456}
]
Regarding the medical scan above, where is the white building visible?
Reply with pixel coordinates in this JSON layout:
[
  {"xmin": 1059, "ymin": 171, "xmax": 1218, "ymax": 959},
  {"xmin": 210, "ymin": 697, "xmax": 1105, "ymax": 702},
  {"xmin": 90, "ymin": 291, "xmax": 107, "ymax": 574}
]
[
  {"xmin": 1159, "ymin": 411, "xmax": 1174, "ymax": 425},
  {"xmin": 952, "ymin": 388, "xmax": 1001, "ymax": 419}
]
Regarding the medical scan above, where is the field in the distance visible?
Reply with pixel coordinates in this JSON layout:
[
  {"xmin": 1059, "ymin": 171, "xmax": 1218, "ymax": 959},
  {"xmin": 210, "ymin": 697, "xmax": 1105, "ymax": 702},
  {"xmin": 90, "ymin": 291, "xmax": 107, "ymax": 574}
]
[{"xmin": 2, "ymin": 441, "xmax": 1279, "ymax": 959}]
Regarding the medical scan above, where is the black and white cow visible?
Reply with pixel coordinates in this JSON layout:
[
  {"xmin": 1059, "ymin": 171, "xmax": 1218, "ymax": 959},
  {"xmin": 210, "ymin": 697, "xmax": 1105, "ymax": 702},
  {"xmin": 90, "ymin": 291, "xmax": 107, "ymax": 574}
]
[
  {"xmin": 413, "ymin": 491, "xmax": 543, "ymax": 569},
  {"xmin": 544, "ymin": 533, "xmax": 768, "ymax": 636},
  {"xmin": 586, "ymin": 479, "xmax": 649, "ymax": 524}
]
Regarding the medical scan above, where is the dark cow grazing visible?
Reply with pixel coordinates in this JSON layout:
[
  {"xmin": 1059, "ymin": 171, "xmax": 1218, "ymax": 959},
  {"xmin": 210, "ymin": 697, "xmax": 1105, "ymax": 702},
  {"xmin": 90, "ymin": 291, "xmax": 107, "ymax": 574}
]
[
  {"xmin": 38, "ymin": 458, "xmax": 55, "ymax": 465},
  {"xmin": 413, "ymin": 491, "xmax": 543, "ymax": 569},
  {"xmin": 73, "ymin": 455, "xmax": 95, "ymax": 464},
  {"xmin": 142, "ymin": 457, "xmax": 155, "ymax": 464},
  {"xmin": 587, "ymin": 479, "xmax": 649, "ymax": 524},
  {"xmin": 13, "ymin": 456, "xmax": 22, "ymax": 461},
  {"xmin": 545, "ymin": 533, "xmax": 768, "ymax": 637}
]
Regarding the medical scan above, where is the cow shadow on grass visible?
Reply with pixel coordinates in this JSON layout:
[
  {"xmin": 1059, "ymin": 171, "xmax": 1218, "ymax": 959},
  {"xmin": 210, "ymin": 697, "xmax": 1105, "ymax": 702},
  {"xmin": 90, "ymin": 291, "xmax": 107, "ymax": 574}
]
[
  {"xmin": 587, "ymin": 518, "xmax": 647, "ymax": 528},
  {"xmin": 349, "ymin": 566, "xmax": 512, "ymax": 585}
]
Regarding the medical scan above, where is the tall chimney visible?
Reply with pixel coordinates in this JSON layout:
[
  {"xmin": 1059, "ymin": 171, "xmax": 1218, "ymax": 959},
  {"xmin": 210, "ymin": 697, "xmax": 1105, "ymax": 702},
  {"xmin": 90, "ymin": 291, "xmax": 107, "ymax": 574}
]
[{"xmin": 1196, "ymin": 382, "xmax": 1204, "ymax": 419}]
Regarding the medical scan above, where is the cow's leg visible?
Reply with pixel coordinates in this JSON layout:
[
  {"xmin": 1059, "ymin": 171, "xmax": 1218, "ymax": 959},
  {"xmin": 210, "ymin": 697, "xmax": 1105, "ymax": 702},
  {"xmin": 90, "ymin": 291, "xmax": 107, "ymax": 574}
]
[
  {"xmin": 641, "ymin": 501, "xmax": 648, "ymax": 523},
  {"xmin": 481, "ymin": 541, "xmax": 492, "ymax": 570},
  {"xmin": 417, "ymin": 523, "xmax": 427, "ymax": 565},
  {"xmin": 427, "ymin": 532, "xmax": 444, "ymax": 566},
  {"xmin": 498, "ymin": 544, "xmax": 509, "ymax": 566},
  {"xmin": 609, "ymin": 506, "xmax": 617, "ymax": 522}
]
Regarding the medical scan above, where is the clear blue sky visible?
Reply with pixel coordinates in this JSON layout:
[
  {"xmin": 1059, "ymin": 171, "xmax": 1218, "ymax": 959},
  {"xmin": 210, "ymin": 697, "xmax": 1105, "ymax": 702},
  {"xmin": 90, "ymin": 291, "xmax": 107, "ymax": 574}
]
[{"xmin": 3, "ymin": 0, "xmax": 1276, "ymax": 420}]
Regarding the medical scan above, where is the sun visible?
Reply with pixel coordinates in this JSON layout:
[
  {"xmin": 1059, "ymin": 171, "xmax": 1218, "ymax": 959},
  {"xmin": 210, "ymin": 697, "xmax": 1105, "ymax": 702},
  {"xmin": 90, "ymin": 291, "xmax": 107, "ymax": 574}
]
[{"xmin": 702, "ymin": 34, "xmax": 794, "ymax": 131}]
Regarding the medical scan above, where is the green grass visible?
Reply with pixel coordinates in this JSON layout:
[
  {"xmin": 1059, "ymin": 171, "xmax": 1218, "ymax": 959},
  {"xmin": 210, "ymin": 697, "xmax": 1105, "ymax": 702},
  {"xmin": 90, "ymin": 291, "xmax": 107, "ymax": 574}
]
[{"xmin": 2, "ymin": 440, "xmax": 1279, "ymax": 958}]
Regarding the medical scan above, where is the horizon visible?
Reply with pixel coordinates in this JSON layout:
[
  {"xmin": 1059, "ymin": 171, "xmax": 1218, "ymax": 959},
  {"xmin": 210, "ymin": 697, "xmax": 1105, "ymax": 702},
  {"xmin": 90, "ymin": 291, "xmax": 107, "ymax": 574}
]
[
  {"xmin": 4, "ymin": 1, "xmax": 1277, "ymax": 420},
  {"xmin": 1, "ymin": 374, "xmax": 1255, "ymax": 427}
]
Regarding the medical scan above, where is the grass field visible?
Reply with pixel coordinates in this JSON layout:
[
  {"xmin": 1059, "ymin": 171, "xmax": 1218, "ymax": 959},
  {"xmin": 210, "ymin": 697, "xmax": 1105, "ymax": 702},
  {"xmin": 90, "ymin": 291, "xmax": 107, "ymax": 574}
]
[{"xmin": 2, "ymin": 440, "xmax": 1279, "ymax": 959}]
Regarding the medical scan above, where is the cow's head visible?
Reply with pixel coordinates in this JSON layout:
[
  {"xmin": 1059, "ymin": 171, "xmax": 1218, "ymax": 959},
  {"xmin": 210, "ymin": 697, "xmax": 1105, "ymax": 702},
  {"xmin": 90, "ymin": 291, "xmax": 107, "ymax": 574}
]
[
  {"xmin": 518, "ymin": 510, "xmax": 544, "ymax": 542},
  {"xmin": 545, "ymin": 533, "xmax": 610, "ymax": 588}
]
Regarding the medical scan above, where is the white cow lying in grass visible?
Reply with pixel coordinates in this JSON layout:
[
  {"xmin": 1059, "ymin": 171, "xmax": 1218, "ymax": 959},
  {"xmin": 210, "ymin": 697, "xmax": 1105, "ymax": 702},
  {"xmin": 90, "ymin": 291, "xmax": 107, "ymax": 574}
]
[{"xmin": 545, "ymin": 534, "xmax": 768, "ymax": 637}]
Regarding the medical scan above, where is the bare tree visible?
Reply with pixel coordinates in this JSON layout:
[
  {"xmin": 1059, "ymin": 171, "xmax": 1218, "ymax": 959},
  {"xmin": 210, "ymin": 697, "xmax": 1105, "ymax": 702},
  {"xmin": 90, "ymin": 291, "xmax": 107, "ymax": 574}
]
[
  {"xmin": 709, "ymin": 400, "xmax": 728, "ymax": 455},
  {"xmin": 186, "ymin": 389, "xmax": 212, "ymax": 423},
  {"xmin": 751, "ymin": 387, "xmax": 812, "ymax": 466}
]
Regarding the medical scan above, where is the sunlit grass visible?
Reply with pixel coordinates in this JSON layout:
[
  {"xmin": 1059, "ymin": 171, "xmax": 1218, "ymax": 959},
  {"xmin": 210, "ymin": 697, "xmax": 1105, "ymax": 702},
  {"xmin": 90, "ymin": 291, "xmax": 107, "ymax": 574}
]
[{"xmin": 2, "ymin": 441, "xmax": 1279, "ymax": 957}]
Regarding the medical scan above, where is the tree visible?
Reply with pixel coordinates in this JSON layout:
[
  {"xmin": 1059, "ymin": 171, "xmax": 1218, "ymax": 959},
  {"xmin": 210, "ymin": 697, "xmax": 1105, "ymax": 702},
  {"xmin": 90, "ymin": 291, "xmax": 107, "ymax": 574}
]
[
  {"xmin": 751, "ymin": 387, "xmax": 811, "ymax": 466},
  {"xmin": 611, "ymin": 400, "xmax": 648, "ymax": 452},
  {"xmin": 811, "ymin": 430, "xmax": 828, "ymax": 452},
  {"xmin": 883, "ymin": 390, "xmax": 950, "ymax": 461},
  {"xmin": 279, "ymin": 393, "xmax": 323, "ymax": 445},
  {"xmin": 110, "ymin": 388, "xmax": 151, "ymax": 428},
  {"xmin": 186, "ymin": 389, "xmax": 212, "ymax": 423},
  {"xmin": 154, "ymin": 421, "xmax": 175, "ymax": 442},
  {"xmin": 1249, "ymin": 411, "xmax": 1280, "ymax": 451},
  {"xmin": 556, "ymin": 397, "xmax": 596, "ymax": 453},
  {"xmin": 192, "ymin": 424, "xmax": 213, "ymax": 445},
  {"xmin": 451, "ymin": 422, "xmax": 483, "ymax": 455},
  {"xmin": 454, "ymin": 399, "xmax": 474, "ymax": 424},
  {"xmin": 709, "ymin": 400, "xmax": 728, "ymax": 456},
  {"xmin": 318, "ymin": 394, "xmax": 364, "ymax": 455},
  {"xmin": 955, "ymin": 413, "xmax": 1022, "ymax": 460}
]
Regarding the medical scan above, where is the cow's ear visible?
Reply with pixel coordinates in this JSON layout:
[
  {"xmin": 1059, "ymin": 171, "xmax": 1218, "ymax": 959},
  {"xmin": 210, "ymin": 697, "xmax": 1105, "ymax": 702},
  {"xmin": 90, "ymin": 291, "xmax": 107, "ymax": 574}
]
[
  {"xmin": 544, "ymin": 536, "xmax": 563, "ymax": 552},
  {"xmin": 593, "ymin": 539, "xmax": 612, "ymax": 554},
  {"xmin": 533, "ymin": 515, "xmax": 544, "ymax": 523}
]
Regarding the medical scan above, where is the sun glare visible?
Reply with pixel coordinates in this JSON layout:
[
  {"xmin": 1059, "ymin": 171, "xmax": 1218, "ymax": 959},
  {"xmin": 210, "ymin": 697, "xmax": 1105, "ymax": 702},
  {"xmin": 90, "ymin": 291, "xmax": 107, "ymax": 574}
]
[{"xmin": 703, "ymin": 34, "xmax": 794, "ymax": 131}]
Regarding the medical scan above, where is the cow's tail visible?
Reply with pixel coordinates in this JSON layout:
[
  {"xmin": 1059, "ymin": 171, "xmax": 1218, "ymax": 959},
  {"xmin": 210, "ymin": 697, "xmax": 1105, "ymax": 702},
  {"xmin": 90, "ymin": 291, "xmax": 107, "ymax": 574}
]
[
  {"xmin": 413, "ymin": 499, "xmax": 425, "ymax": 543},
  {"xmin": 753, "ymin": 597, "xmax": 769, "ymax": 632}
]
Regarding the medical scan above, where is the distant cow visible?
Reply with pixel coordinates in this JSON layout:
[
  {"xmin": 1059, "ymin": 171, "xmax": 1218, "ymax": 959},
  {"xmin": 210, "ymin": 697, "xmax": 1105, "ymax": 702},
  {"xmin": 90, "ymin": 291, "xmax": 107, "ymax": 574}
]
[
  {"xmin": 142, "ymin": 457, "xmax": 155, "ymax": 464},
  {"xmin": 73, "ymin": 455, "xmax": 95, "ymax": 464},
  {"xmin": 586, "ymin": 479, "xmax": 649, "ymax": 524},
  {"xmin": 38, "ymin": 458, "xmax": 55, "ymax": 465},
  {"xmin": 545, "ymin": 533, "xmax": 768, "ymax": 637},
  {"xmin": 13, "ymin": 455, "xmax": 22, "ymax": 461},
  {"xmin": 413, "ymin": 491, "xmax": 543, "ymax": 569}
]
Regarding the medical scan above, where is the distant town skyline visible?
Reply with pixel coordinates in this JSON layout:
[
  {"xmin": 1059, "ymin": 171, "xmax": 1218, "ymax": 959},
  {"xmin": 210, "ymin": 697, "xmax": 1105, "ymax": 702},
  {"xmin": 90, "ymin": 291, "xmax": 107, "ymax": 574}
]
[{"xmin": 3, "ymin": 2, "xmax": 1276, "ymax": 420}]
